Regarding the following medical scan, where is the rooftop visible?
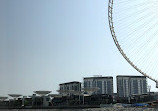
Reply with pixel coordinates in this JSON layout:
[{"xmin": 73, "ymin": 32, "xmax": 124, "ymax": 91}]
[
  {"xmin": 59, "ymin": 81, "xmax": 81, "ymax": 85},
  {"xmin": 84, "ymin": 76, "xmax": 113, "ymax": 79},
  {"xmin": 117, "ymin": 75, "xmax": 146, "ymax": 78}
]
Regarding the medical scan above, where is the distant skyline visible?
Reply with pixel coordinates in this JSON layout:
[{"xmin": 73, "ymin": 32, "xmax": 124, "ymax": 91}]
[{"xmin": 0, "ymin": 0, "xmax": 157, "ymax": 96}]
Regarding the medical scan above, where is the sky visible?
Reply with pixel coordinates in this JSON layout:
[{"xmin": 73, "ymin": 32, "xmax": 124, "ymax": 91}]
[{"xmin": 0, "ymin": 0, "xmax": 157, "ymax": 96}]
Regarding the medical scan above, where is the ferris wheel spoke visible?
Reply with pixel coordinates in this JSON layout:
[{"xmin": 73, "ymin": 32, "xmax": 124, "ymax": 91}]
[
  {"xmin": 108, "ymin": 0, "xmax": 158, "ymax": 83},
  {"xmin": 113, "ymin": 1, "xmax": 158, "ymax": 16},
  {"xmin": 114, "ymin": 10, "xmax": 158, "ymax": 47}
]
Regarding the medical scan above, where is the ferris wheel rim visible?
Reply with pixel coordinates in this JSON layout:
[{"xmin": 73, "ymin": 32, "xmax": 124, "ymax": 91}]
[{"xmin": 108, "ymin": 0, "xmax": 158, "ymax": 83}]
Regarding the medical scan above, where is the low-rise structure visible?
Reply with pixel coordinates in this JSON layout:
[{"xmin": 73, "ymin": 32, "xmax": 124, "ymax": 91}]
[{"xmin": 59, "ymin": 81, "xmax": 81, "ymax": 91}]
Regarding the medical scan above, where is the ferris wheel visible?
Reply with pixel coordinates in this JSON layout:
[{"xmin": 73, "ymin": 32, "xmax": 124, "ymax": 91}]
[{"xmin": 108, "ymin": 0, "xmax": 158, "ymax": 87}]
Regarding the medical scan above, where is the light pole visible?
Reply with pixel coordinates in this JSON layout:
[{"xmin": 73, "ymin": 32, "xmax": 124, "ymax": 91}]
[{"xmin": 147, "ymin": 85, "xmax": 151, "ymax": 101}]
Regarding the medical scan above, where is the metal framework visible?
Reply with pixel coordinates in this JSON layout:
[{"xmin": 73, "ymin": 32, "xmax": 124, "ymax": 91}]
[{"xmin": 108, "ymin": 0, "xmax": 158, "ymax": 86}]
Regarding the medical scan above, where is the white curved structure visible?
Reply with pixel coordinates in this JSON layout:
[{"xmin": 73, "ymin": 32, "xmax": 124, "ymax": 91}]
[
  {"xmin": 34, "ymin": 90, "xmax": 51, "ymax": 96},
  {"xmin": 8, "ymin": 94, "xmax": 22, "ymax": 98},
  {"xmin": 8, "ymin": 94, "xmax": 22, "ymax": 100},
  {"xmin": 82, "ymin": 87, "xmax": 100, "ymax": 95},
  {"xmin": 0, "ymin": 97, "xmax": 8, "ymax": 101},
  {"xmin": 108, "ymin": 0, "xmax": 158, "ymax": 87},
  {"xmin": 57, "ymin": 90, "xmax": 75, "ymax": 96}
]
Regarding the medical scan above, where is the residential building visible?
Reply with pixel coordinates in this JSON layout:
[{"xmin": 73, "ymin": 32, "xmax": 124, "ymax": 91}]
[
  {"xmin": 117, "ymin": 75, "xmax": 147, "ymax": 98},
  {"xmin": 83, "ymin": 76, "xmax": 113, "ymax": 95}
]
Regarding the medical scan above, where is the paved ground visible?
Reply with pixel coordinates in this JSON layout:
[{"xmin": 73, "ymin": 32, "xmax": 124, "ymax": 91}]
[{"xmin": 0, "ymin": 108, "xmax": 158, "ymax": 111}]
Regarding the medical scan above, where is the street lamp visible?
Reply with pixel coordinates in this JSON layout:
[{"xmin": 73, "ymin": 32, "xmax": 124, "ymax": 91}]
[{"xmin": 147, "ymin": 85, "xmax": 151, "ymax": 101}]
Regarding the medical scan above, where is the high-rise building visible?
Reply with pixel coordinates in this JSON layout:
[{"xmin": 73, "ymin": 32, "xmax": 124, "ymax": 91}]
[
  {"xmin": 83, "ymin": 76, "xmax": 113, "ymax": 95},
  {"xmin": 117, "ymin": 75, "xmax": 147, "ymax": 98}
]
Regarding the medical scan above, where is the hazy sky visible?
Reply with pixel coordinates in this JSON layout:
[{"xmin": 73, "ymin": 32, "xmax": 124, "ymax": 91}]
[{"xmin": 0, "ymin": 0, "xmax": 157, "ymax": 96}]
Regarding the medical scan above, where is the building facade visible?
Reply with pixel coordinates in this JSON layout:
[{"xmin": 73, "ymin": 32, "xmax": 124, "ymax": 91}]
[
  {"xmin": 59, "ymin": 81, "xmax": 81, "ymax": 92},
  {"xmin": 117, "ymin": 75, "xmax": 147, "ymax": 98},
  {"xmin": 83, "ymin": 76, "xmax": 113, "ymax": 95}
]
